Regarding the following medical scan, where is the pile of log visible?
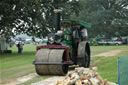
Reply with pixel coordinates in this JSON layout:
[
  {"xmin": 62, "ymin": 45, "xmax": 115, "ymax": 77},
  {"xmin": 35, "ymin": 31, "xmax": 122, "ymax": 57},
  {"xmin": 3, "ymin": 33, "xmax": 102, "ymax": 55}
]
[{"xmin": 56, "ymin": 67, "xmax": 116, "ymax": 85}]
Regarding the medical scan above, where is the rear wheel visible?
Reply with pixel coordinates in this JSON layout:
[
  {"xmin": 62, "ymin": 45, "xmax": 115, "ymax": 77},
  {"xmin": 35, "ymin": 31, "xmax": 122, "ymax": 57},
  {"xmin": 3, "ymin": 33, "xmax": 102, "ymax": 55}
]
[
  {"xmin": 77, "ymin": 41, "xmax": 90, "ymax": 68},
  {"xmin": 77, "ymin": 50, "xmax": 90, "ymax": 67}
]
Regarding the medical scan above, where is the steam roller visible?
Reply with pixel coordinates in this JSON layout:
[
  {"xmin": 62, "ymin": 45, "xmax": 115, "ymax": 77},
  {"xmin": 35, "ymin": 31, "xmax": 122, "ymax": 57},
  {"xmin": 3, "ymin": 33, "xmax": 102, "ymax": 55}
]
[
  {"xmin": 33, "ymin": 9, "xmax": 91, "ymax": 75},
  {"xmin": 35, "ymin": 49, "xmax": 68, "ymax": 75}
]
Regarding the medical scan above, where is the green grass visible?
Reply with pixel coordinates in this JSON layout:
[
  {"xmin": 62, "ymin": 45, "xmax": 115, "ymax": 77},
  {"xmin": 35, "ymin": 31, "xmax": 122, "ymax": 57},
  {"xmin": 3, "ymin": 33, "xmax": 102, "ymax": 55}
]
[
  {"xmin": 97, "ymin": 56, "xmax": 118, "ymax": 83},
  {"xmin": 91, "ymin": 45, "xmax": 128, "ymax": 83},
  {"xmin": 0, "ymin": 44, "xmax": 40, "ymax": 84},
  {"xmin": 90, "ymin": 45, "xmax": 127, "ymax": 56},
  {"xmin": 0, "ymin": 44, "xmax": 128, "ymax": 84},
  {"xmin": 8, "ymin": 44, "xmax": 38, "ymax": 52},
  {"xmin": 19, "ymin": 76, "xmax": 51, "ymax": 85}
]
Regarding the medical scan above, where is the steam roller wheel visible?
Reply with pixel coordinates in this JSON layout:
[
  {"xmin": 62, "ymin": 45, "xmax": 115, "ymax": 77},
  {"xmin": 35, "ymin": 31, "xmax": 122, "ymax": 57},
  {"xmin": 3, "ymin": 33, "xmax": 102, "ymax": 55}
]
[
  {"xmin": 77, "ymin": 41, "xmax": 90, "ymax": 68},
  {"xmin": 35, "ymin": 49, "xmax": 68, "ymax": 75}
]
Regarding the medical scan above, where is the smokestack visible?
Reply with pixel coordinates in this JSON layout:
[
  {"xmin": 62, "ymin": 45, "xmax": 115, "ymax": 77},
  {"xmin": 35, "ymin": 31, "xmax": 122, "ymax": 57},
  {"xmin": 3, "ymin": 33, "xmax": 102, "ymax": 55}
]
[{"xmin": 54, "ymin": 9, "xmax": 62, "ymax": 32}]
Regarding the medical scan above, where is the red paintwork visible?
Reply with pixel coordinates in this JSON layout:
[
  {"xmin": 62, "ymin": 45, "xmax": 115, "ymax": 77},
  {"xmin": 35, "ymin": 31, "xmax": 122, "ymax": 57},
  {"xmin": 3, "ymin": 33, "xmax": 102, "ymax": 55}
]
[
  {"xmin": 63, "ymin": 61, "xmax": 73, "ymax": 64},
  {"xmin": 37, "ymin": 45, "xmax": 69, "ymax": 61}
]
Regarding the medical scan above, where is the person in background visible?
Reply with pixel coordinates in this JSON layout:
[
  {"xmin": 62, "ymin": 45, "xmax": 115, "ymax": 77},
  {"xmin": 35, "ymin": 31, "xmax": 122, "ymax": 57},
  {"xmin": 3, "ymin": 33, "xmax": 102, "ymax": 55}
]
[
  {"xmin": 127, "ymin": 38, "xmax": 128, "ymax": 45},
  {"xmin": 17, "ymin": 42, "xmax": 23, "ymax": 54},
  {"xmin": 80, "ymin": 26, "xmax": 88, "ymax": 41}
]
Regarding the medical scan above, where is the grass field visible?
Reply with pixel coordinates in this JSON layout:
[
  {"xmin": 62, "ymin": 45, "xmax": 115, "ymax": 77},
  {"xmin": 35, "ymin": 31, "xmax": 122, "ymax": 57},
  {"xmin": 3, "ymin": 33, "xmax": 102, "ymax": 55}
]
[
  {"xmin": 91, "ymin": 45, "xmax": 128, "ymax": 83},
  {"xmin": 0, "ymin": 44, "xmax": 128, "ymax": 84},
  {"xmin": 0, "ymin": 44, "xmax": 35, "ymax": 84}
]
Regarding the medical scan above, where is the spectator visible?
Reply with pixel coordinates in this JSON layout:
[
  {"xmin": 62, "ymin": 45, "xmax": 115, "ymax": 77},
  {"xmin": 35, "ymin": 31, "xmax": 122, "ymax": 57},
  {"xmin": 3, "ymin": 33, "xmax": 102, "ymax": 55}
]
[
  {"xmin": 127, "ymin": 38, "xmax": 128, "ymax": 45},
  {"xmin": 17, "ymin": 42, "xmax": 23, "ymax": 54}
]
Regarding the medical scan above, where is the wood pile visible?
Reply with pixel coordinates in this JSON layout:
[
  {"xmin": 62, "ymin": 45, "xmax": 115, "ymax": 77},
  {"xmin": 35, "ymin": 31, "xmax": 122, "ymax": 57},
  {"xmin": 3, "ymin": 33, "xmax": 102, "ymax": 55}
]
[{"xmin": 56, "ymin": 67, "xmax": 116, "ymax": 85}]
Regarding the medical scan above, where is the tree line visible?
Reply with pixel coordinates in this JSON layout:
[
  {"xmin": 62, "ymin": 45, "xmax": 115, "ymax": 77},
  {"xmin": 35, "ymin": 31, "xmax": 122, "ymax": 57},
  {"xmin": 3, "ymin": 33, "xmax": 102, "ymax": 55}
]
[{"xmin": 0, "ymin": 0, "xmax": 128, "ymax": 39}]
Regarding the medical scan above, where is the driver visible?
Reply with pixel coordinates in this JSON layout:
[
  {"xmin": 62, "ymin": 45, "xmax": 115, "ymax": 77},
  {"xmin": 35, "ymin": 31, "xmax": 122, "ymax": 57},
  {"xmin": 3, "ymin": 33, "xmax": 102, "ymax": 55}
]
[{"xmin": 80, "ymin": 26, "xmax": 88, "ymax": 41}]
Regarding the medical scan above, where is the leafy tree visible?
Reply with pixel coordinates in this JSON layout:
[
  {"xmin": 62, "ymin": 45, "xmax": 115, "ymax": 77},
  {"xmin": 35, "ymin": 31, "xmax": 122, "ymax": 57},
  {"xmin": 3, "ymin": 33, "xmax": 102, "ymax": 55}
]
[
  {"xmin": 0, "ymin": 0, "xmax": 80, "ymax": 39},
  {"xmin": 74, "ymin": 0, "xmax": 128, "ymax": 38}
]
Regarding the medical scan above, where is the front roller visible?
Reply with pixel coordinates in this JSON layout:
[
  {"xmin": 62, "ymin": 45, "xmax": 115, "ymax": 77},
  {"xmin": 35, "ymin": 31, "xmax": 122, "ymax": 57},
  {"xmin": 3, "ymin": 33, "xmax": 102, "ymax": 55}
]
[
  {"xmin": 77, "ymin": 41, "xmax": 90, "ymax": 67},
  {"xmin": 34, "ymin": 49, "xmax": 68, "ymax": 75}
]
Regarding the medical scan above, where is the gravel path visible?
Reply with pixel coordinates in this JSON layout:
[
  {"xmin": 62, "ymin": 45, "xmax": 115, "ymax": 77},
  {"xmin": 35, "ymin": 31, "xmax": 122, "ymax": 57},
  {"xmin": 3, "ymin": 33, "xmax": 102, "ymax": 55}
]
[
  {"xmin": 4, "ymin": 73, "xmax": 38, "ymax": 85},
  {"xmin": 31, "ymin": 76, "xmax": 64, "ymax": 85}
]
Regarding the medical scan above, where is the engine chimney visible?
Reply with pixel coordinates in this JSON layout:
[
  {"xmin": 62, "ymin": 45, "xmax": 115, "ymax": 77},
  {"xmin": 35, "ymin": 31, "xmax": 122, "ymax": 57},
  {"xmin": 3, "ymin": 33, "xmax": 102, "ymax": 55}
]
[{"xmin": 54, "ymin": 9, "xmax": 62, "ymax": 32}]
